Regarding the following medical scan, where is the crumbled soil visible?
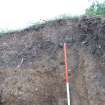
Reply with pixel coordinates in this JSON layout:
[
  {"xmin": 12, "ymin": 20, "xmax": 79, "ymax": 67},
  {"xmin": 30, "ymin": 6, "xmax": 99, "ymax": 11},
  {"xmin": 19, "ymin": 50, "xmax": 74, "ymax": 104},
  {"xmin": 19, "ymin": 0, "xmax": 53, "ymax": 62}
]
[{"xmin": 0, "ymin": 16, "xmax": 105, "ymax": 105}]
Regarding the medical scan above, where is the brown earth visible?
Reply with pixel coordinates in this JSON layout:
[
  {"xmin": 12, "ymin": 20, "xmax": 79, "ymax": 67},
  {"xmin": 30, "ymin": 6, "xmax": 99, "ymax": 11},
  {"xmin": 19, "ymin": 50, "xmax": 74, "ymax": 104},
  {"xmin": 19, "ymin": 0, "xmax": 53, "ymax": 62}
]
[{"xmin": 0, "ymin": 16, "xmax": 105, "ymax": 105}]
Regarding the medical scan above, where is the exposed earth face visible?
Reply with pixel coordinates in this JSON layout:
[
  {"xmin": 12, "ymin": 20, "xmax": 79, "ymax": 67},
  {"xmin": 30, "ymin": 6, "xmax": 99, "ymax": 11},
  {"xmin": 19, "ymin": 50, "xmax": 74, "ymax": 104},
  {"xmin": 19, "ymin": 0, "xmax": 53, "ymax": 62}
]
[{"xmin": 0, "ymin": 16, "xmax": 105, "ymax": 105}]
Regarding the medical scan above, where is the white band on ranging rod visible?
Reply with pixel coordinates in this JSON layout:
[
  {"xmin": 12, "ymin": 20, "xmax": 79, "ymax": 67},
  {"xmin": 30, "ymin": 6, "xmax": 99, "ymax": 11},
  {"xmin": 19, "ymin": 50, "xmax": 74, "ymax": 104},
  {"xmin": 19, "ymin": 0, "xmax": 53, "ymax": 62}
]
[{"xmin": 66, "ymin": 82, "xmax": 70, "ymax": 105}]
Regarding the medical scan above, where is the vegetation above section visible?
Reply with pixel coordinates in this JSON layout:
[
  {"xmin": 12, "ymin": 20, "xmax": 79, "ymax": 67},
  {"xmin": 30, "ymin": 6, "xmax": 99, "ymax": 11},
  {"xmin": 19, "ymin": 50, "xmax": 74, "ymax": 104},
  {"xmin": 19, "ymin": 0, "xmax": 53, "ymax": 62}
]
[{"xmin": 86, "ymin": 1, "xmax": 105, "ymax": 16}]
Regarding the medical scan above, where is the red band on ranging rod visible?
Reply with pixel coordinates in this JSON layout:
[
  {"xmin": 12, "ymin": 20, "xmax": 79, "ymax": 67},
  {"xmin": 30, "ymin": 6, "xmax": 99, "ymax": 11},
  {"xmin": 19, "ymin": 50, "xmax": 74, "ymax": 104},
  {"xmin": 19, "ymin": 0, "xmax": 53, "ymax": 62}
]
[{"xmin": 64, "ymin": 43, "xmax": 69, "ymax": 83}]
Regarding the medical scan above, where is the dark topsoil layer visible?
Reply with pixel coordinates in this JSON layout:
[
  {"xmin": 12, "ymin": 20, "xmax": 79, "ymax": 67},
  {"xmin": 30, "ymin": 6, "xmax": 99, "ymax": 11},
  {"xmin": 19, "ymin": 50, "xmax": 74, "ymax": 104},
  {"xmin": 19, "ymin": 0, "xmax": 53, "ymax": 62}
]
[
  {"xmin": 0, "ymin": 16, "xmax": 105, "ymax": 68},
  {"xmin": 0, "ymin": 16, "xmax": 105, "ymax": 105}
]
